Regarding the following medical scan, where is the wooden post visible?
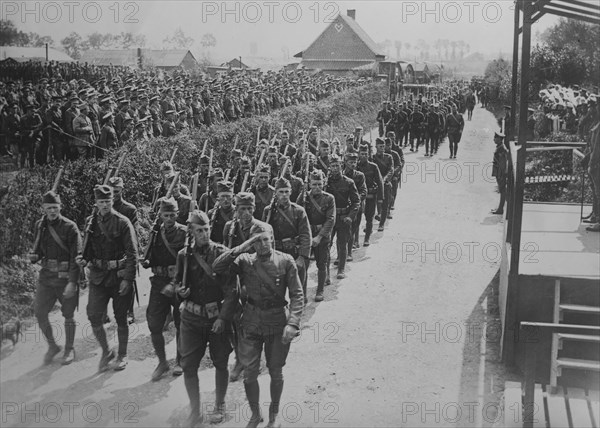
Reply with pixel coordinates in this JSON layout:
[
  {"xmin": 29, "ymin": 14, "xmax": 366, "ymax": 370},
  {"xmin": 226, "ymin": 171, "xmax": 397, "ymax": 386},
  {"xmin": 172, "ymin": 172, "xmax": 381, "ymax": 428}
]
[
  {"xmin": 510, "ymin": 3, "xmax": 521, "ymax": 142},
  {"xmin": 504, "ymin": 0, "xmax": 533, "ymax": 365}
]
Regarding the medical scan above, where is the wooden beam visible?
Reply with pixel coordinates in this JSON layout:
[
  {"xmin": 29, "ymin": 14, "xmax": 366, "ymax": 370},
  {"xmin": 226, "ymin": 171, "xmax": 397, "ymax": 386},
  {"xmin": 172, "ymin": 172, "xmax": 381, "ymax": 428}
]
[
  {"xmin": 546, "ymin": 1, "xmax": 600, "ymax": 18},
  {"xmin": 542, "ymin": 6, "xmax": 600, "ymax": 24}
]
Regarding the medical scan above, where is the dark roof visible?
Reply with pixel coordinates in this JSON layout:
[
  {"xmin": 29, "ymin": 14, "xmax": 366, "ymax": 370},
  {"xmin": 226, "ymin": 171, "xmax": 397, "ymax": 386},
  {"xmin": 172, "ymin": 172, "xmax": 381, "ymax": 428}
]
[
  {"xmin": 295, "ymin": 13, "xmax": 385, "ymax": 61},
  {"xmin": 0, "ymin": 46, "xmax": 74, "ymax": 62},
  {"xmin": 79, "ymin": 49, "xmax": 195, "ymax": 67},
  {"xmin": 300, "ymin": 59, "xmax": 377, "ymax": 71}
]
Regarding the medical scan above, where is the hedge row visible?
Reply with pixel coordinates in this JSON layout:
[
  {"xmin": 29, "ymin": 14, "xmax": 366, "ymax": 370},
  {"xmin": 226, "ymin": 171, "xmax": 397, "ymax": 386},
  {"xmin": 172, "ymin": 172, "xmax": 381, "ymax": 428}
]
[{"xmin": 0, "ymin": 82, "xmax": 386, "ymax": 262}]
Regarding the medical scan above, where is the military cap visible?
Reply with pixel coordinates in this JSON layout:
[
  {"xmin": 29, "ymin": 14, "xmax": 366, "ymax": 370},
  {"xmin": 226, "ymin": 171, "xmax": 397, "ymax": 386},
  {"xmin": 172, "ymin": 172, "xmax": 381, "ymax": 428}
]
[
  {"xmin": 346, "ymin": 134, "xmax": 355, "ymax": 141},
  {"xmin": 40, "ymin": 78, "xmax": 48, "ymax": 84},
  {"xmin": 42, "ymin": 190, "xmax": 61, "ymax": 204},
  {"xmin": 78, "ymin": 89, "xmax": 88, "ymax": 96},
  {"xmin": 108, "ymin": 176, "xmax": 124, "ymax": 188},
  {"xmin": 504, "ymin": 105, "xmax": 511, "ymax": 110},
  {"xmin": 309, "ymin": 126, "xmax": 317, "ymax": 132},
  {"xmin": 231, "ymin": 148, "xmax": 242, "ymax": 158},
  {"xmin": 249, "ymin": 221, "xmax": 273, "ymax": 237},
  {"xmin": 124, "ymin": 117, "xmax": 134, "ymax": 123},
  {"xmin": 359, "ymin": 143, "xmax": 370, "ymax": 152},
  {"xmin": 52, "ymin": 95, "xmax": 63, "ymax": 101},
  {"xmin": 235, "ymin": 192, "xmax": 255, "ymax": 207},
  {"xmin": 188, "ymin": 210, "xmax": 210, "ymax": 225},
  {"xmin": 275, "ymin": 177, "xmax": 291, "ymax": 190},
  {"xmin": 494, "ymin": 131, "xmax": 505, "ymax": 139},
  {"xmin": 309, "ymin": 169, "xmax": 325, "ymax": 181},
  {"xmin": 267, "ymin": 146, "xmax": 278, "ymax": 154},
  {"xmin": 217, "ymin": 180, "xmax": 234, "ymax": 194},
  {"xmin": 319, "ymin": 139, "xmax": 330, "ymax": 148},
  {"xmin": 159, "ymin": 197, "xmax": 178, "ymax": 212},
  {"xmin": 281, "ymin": 130, "xmax": 289, "ymax": 137},
  {"xmin": 79, "ymin": 103, "xmax": 89, "ymax": 110},
  {"xmin": 345, "ymin": 152, "xmax": 359, "ymax": 161},
  {"xmin": 94, "ymin": 184, "xmax": 113, "ymax": 200},
  {"xmin": 165, "ymin": 110, "xmax": 176, "ymax": 115},
  {"xmin": 210, "ymin": 168, "xmax": 224, "ymax": 179},
  {"xmin": 24, "ymin": 104, "xmax": 36, "ymax": 111},
  {"xmin": 102, "ymin": 112, "xmax": 113, "ymax": 121},
  {"xmin": 329, "ymin": 154, "xmax": 342, "ymax": 164},
  {"xmin": 149, "ymin": 95, "xmax": 159, "ymax": 103},
  {"xmin": 240, "ymin": 156, "xmax": 251, "ymax": 166},
  {"xmin": 120, "ymin": 99, "xmax": 130, "ymax": 105},
  {"xmin": 199, "ymin": 155, "xmax": 210, "ymax": 165},
  {"xmin": 257, "ymin": 164, "xmax": 271, "ymax": 175},
  {"xmin": 375, "ymin": 137, "xmax": 385, "ymax": 145},
  {"xmin": 161, "ymin": 160, "xmax": 174, "ymax": 173},
  {"xmin": 100, "ymin": 96, "xmax": 112, "ymax": 104}
]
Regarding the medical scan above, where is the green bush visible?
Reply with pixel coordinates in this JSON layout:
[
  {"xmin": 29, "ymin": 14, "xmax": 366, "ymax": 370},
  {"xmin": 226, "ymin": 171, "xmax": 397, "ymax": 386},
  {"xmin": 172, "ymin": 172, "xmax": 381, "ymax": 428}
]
[
  {"xmin": 0, "ymin": 83, "xmax": 386, "ymax": 263},
  {"xmin": 0, "ymin": 257, "xmax": 39, "ymax": 323}
]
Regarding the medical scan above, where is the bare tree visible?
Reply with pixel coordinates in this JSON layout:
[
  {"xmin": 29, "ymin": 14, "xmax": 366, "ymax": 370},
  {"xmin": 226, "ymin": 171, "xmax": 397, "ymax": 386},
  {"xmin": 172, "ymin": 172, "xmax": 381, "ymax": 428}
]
[{"xmin": 163, "ymin": 28, "xmax": 194, "ymax": 49}]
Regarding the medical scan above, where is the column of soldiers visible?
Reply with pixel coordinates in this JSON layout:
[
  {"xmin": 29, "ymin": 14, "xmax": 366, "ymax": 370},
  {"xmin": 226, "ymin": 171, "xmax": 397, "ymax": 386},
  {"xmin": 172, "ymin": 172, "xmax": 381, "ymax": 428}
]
[
  {"xmin": 28, "ymin": 117, "xmax": 406, "ymax": 427},
  {"xmin": 0, "ymin": 72, "xmax": 368, "ymax": 166},
  {"xmin": 376, "ymin": 86, "xmax": 470, "ymax": 158}
]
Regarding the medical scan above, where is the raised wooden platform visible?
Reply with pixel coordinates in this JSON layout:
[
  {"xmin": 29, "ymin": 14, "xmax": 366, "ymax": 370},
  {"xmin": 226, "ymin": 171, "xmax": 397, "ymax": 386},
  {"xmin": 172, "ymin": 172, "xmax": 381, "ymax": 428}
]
[{"xmin": 519, "ymin": 203, "xmax": 599, "ymax": 280}]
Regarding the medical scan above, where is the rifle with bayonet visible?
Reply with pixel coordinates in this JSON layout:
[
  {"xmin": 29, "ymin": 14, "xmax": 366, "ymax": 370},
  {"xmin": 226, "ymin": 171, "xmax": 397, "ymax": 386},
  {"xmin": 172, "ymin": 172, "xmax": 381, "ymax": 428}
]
[
  {"xmin": 179, "ymin": 172, "xmax": 198, "ymax": 293},
  {"xmin": 151, "ymin": 147, "xmax": 179, "ymax": 208},
  {"xmin": 204, "ymin": 149, "xmax": 213, "ymax": 213}
]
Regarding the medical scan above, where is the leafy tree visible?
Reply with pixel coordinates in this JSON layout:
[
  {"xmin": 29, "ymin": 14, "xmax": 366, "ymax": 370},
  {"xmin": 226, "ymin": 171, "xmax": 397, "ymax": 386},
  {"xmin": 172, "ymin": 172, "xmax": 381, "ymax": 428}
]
[
  {"xmin": 163, "ymin": 28, "xmax": 194, "ymax": 49},
  {"xmin": 0, "ymin": 20, "xmax": 53, "ymax": 47},
  {"xmin": 200, "ymin": 33, "xmax": 216, "ymax": 49},
  {"xmin": 61, "ymin": 32, "xmax": 87, "ymax": 60}
]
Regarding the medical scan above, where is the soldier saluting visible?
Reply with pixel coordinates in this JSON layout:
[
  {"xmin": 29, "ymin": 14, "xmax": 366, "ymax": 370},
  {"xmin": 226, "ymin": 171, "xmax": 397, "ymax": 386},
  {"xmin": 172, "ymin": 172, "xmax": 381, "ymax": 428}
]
[
  {"xmin": 213, "ymin": 222, "xmax": 304, "ymax": 427},
  {"xmin": 29, "ymin": 189, "xmax": 81, "ymax": 365}
]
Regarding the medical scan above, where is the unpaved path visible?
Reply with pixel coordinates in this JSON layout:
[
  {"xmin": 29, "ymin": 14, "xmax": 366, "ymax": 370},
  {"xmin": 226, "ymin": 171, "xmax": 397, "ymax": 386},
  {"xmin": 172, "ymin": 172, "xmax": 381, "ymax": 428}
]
[{"xmin": 1, "ymin": 105, "xmax": 509, "ymax": 428}]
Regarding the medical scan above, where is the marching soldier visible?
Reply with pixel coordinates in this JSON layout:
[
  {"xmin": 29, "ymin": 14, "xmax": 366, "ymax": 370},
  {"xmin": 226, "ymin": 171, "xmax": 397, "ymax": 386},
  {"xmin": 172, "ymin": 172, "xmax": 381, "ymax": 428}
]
[
  {"xmin": 109, "ymin": 176, "xmax": 139, "ymax": 325},
  {"xmin": 98, "ymin": 113, "xmax": 118, "ymax": 157},
  {"xmin": 29, "ymin": 190, "xmax": 81, "ymax": 365},
  {"xmin": 409, "ymin": 104, "xmax": 425, "ymax": 152},
  {"xmin": 343, "ymin": 152, "xmax": 367, "ymax": 254},
  {"xmin": 76, "ymin": 185, "xmax": 138, "ymax": 372},
  {"xmin": 199, "ymin": 168, "xmax": 224, "ymax": 214},
  {"xmin": 314, "ymin": 139, "xmax": 332, "ymax": 173},
  {"xmin": 208, "ymin": 180, "xmax": 235, "ymax": 244},
  {"xmin": 326, "ymin": 155, "xmax": 360, "ymax": 279},
  {"xmin": 263, "ymin": 177, "xmax": 312, "ymax": 304},
  {"xmin": 20, "ymin": 104, "xmax": 43, "ymax": 168},
  {"xmin": 173, "ymin": 210, "xmax": 235, "ymax": 426},
  {"xmin": 141, "ymin": 197, "xmax": 186, "ymax": 381},
  {"xmin": 357, "ymin": 144, "xmax": 384, "ymax": 246},
  {"xmin": 213, "ymin": 222, "xmax": 304, "ymax": 427},
  {"xmin": 297, "ymin": 169, "xmax": 335, "ymax": 301},
  {"xmin": 251, "ymin": 164, "xmax": 275, "ymax": 221},
  {"xmin": 152, "ymin": 161, "xmax": 191, "ymax": 203},
  {"xmin": 384, "ymin": 138, "xmax": 403, "ymax": 216},
  {"xmin": 446, "ymin": 104, "xmax": 465, "ymax": 159},
  {"xmin": 276, "ymin": 155, "xmax": 304, "ymax": 203},
  {"xmin": 376, "ymin": 101, "xmax": 393, "ymax": 137},
  {"xmin": 233, "ymin": 156, "xmax": 253, "ymax": 194},
  {"xmin": 372, "ymin": 138, "xmax": 395, "ymax": 230}
]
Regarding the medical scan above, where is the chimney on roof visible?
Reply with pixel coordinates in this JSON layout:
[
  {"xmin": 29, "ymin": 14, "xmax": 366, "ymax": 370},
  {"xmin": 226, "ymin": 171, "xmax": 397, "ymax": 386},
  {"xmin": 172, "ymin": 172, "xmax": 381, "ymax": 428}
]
[{"xmin": 347, "ymin": 9, "xmax": 356, "ymax": 20}]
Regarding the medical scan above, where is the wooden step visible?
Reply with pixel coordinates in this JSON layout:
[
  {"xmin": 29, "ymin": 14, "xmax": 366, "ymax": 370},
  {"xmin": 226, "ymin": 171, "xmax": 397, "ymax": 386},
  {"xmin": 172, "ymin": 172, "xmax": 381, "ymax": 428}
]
[
  {"xmin": 556, "ymin": 358, "xmax": 600, "ymax": 371},
  {"xmin": 559, "ymin": 304, "xmax": 600, "ymax": 315},
  {"xmin": 557, "ymin": 333, "xmax": 600, "ymax": 344}
]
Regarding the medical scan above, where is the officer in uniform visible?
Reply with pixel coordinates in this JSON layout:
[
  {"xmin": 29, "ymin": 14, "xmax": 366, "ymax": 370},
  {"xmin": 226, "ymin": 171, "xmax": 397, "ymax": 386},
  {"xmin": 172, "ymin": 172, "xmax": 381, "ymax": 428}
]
[
  {"xmin": 76, "ymin": 185, "xmax": 138, "ymax": 372},
  {"xmin": 491, "ymin": 132, "xmax": 508, "ymax": 215},
  {"xmin": 263, "ymin": 177, "xmax": 312, "ymax": 304},
  {"xmin": 446, "ymin": 104, "xmax": 465, "ymax": 159},
  {"xmin": 173, "ymin": 210, "xmax": 235, "ymax": 426},
  {"xmin": 326, "ymin": 155, "xmax": 360, "ymax": 279},
  {"xmin": 343, "ymin": 152, "xmax": 367, "ymax": 253},
  {"xmin": 357, "ymin": 144, "xmax": 384, "ymax": 246},
  {"xmin": 251, "ymin": 164, "xmax": 275, "ymax": 221},
  {"xmin": 221, "ymin": 193, "xmax": 271, "ymax": 382},
  {"xmin": 29, "ymin": 190, "xmax": 81, "ymax": 365},
  {"xmin": 208, "ymin": 180, "xmax": 235, "ymax": 244},
  {"xmin": 109, "ymin": 176, "xmax": 139, "ymax": 324},
  {"xmin": 372, "ymin": 138, "xmax": 394, "ymax": 231},
  {"xmin": 141, "ymin": 197, "xmax": 186, "ymax": 381},
  {"xmin": 297, "ymin": 169, "xmax": 335, "ymax": 301},
  {"xmin": 213, "ymin": 222, "xmax": 304, "ymax": 427}
]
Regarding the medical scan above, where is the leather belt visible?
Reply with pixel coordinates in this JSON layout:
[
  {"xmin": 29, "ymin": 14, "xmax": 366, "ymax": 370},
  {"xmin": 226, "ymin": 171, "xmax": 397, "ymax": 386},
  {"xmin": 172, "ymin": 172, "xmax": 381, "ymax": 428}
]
[
  {"xmin": 91, "ymin": 258, "xmax": 125, "ymax": 270},
  {"xmin": 181, "ymin": 300, "xmax": 221, "ymax": 318},
  {"xmin": 336, "ymin": 208, "xmax": 350, "ymax": 215},
  {"xmin": 151, "ymin": 265, "xmax": 177, "ymax": 278},
  {"xmin": 246, "ymin": 297, "xmax": 286, "ymax": 310}
]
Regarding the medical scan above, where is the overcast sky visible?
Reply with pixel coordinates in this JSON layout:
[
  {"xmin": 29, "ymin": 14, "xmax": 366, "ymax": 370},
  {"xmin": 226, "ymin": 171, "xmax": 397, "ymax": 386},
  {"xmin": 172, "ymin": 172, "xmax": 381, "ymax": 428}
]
[{"xmin": 4, "ymin": 0, "xmax": 560, "ymax": 61}]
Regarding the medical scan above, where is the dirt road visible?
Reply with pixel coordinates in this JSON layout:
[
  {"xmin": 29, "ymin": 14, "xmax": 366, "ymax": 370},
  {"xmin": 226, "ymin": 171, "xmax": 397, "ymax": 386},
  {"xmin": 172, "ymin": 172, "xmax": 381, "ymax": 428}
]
[{"xmin": 1, "ymin": 105, "xmax": 509, "ymax": 428}]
